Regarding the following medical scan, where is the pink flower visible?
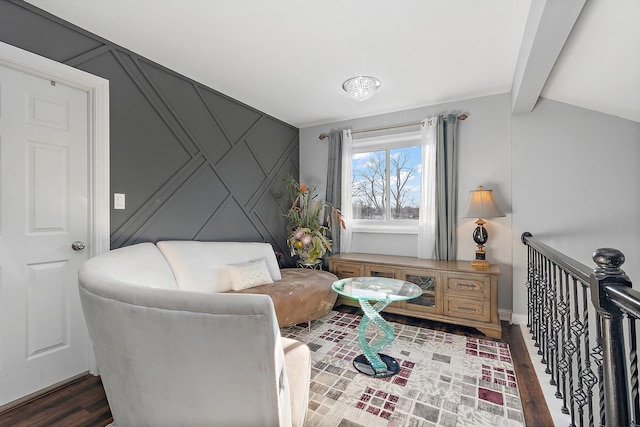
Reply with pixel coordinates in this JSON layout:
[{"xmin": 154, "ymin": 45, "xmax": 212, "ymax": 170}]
[
  {"xmin": 301, "ymin": 233, "xmax": 312, "ymax": 246},
  {"xmin": 292, "ymin": 227, "xmax": 305, "ymax": 240}
]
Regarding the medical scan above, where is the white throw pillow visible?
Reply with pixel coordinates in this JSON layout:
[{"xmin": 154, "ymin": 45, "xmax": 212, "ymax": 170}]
[{"xmin": 226, "ymin": 258, "xmax": 274, "ymax": 291}]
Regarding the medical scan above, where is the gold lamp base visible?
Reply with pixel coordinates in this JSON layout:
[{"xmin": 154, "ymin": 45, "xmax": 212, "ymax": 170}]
[
  {"xmin": 471, "ymin": 259, "xmax": 491, "ymax": 268},
  {"xmin": 471, "ymin": 242, "xmax": 491, "ymax": 268}
]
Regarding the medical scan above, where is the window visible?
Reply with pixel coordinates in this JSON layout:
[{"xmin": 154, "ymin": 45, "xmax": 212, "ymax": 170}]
[{"xmin": 349, "ymin": 131, "xmax": 422, "ymax": 233}]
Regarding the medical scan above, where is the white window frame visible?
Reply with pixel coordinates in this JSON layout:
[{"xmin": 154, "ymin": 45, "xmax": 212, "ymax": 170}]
[{"xmin": 349, "ymin": 130, "xmax": 422, "ymax": 234}]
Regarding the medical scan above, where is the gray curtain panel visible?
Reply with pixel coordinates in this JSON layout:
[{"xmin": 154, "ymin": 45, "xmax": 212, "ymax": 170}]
[
  {"xmin": 434, "ymin": 114, "xmax": 458, "ymax": 260},
  {"xmin": 326, "ymin": 129, "xmax": 343, "ymax": 254}
]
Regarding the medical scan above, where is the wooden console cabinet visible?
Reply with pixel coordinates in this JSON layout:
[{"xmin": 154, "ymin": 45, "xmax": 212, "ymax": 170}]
[{"xmin": 328, "ymin": 253, "xmax": 502, "ymax": 339}]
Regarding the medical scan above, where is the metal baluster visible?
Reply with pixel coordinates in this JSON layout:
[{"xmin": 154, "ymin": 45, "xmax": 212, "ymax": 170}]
[
  {"xmin": 527, "ymin": 245, "xmax": 533, "ymax": 331},
  {"xmin": 628, "ymin": 318, "xmax": 639, "ymax": 426},
  {"xmin": 591, "ymin": 314, "xmax": 605, "ymax": 427},
  {"xmin": 571, "ymin": 276, "xmax": 586, "ymax": 427},
  {"xmin": 550, "ymin": 262, "xmax": 560, "ymax": 388},
  {"xmin": 533, "ymin": 250, "xmax": 541, "ymax": 346},
  {"xmin": 536, "ymin": 253, "xmax": 546, "ymax": 355},
  {"xmin": 556, "ymin": 268, "xmax": 568, "ymax": 401},
  {"xmin": 579, "ymin": 285, "xmax": 597, "ymax": 427},
  {"xmin": 541, "ymin": 255, "xmax": 549, "ymax": 364},
  {"xmin": 544, "ymin": 258, "xmax": 556, "ymax": 377},
  {"xmin": 569, "ymin": 283, "xmax": 589, "ymax": 426},
  {"xmin": 566, "ymin": 273, "xmax": 578, "ymax": 426}
]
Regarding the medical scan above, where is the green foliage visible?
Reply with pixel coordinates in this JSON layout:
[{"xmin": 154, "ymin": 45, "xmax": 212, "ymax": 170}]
[{"xmin": 284, "ymin": 175, "xmax": 344, "ymax": 262}]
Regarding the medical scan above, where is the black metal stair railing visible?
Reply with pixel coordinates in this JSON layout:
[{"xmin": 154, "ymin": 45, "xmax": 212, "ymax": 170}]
[{"xmin": 522, "ymin": 232, "xmax": 639, "ymax": 427}]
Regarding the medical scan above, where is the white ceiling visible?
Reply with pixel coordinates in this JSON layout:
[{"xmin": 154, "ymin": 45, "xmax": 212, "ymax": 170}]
[{"xmin": 24, "ymin": 0, "xmax": 640, "ymax": 128}]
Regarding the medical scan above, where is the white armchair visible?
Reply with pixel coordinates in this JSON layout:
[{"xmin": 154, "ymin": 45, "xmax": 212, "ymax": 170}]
[{"xmin": 78, "ymin": 246, "xmax": 310, "ymax": 427}]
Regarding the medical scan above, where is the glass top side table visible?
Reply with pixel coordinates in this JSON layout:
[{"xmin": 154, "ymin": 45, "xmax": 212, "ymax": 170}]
[{"xmin": 332, "ymin": 276, "xmax": 422, "ymax": 377}]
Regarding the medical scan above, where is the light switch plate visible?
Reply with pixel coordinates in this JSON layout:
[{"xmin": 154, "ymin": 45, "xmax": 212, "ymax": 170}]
[{"xmin": 114, "ymin": 193, "xmax": 125, "ymax": 210}]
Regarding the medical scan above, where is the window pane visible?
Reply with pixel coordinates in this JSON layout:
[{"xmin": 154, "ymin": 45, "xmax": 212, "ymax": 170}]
[
  {"xmin": 352, "ymin": 150, "xmax": 385, "ymax": 220},
  {"xmin": 390, "ymin": 146, "xmax": 421, "ymax": 220}
]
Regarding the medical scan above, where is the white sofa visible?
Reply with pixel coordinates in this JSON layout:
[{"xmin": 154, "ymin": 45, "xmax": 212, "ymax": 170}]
[
  {"xmin": 88, "ymin": 240, "xmax": 338, "ymax": 328},
  {"xmin": 78, "ymin": 241, "xmax": 321, "ymax": 426}
]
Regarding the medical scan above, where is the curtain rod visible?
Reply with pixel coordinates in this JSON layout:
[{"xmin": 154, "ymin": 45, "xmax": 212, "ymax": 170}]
[{"xmin": 318, "ymin": 113, "xmax": 468, "ymax": 140}]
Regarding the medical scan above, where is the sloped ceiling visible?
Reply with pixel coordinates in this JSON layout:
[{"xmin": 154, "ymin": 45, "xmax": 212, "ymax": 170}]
[
  {"xmin": 24, "ymin": 0, "xmax": 640, "ymax": 127},
  {"xmin": 540, "ymin": 0, "xmax": 639, "ymax": 123}
]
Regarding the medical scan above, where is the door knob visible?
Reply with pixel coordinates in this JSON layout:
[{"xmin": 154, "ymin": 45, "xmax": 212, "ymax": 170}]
[{"xmin": 71, "ymin": 241, "xmax": 86, "ymax": 251}]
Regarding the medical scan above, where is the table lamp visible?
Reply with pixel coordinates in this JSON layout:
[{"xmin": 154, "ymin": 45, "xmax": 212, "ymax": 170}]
[{"xmin": 464, "ymin": 186, "xmax": 505, "ymax": 267}]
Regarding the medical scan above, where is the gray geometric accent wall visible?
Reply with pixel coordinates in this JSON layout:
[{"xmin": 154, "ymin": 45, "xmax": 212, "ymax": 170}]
[{"xmin": 0, "ymin": 1, "xmax": 299, "ymax": 261}]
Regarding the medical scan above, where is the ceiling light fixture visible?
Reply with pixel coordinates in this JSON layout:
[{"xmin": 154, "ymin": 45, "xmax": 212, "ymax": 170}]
[{"xmin": 342, "ymin": 76, "xmax": 381, "ymax": 101}]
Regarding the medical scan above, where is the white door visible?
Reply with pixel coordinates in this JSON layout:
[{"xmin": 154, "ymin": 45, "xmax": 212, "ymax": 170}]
[{"xmin": 0, "ymin": 63, "xmax": 90, "ymax": 406}]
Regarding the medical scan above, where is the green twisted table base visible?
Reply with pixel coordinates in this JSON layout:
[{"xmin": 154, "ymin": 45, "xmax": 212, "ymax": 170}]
[{"xmin": 354, "ymin": 298, "xmax": 399, "ymax": 377}]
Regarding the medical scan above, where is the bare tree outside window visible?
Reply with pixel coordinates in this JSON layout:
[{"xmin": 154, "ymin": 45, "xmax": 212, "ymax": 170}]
[
  {"xmin": 352, "ymin": 146, "xmax": 421, "ymax": 221},
  {"xmin": 352, "ymin": 151, "xmax": 385, "ymax": 219},
  {"xmin": 390, "ymin": 148, "xmax": 418, "ymax": 219}
]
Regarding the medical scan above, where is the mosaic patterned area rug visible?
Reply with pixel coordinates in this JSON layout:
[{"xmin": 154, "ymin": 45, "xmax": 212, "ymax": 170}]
[{"xmin": 281, "ymin": 310, "xmax": 524, "ymax": 427}]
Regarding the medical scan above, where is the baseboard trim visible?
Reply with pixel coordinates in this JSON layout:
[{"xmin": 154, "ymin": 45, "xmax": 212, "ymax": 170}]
[
  {"xmin": 498, "ymin": 308, "xmax": 512, "ymax": 323},
  {"xmin": 0, "ymin": 372, "xmax": 90, "ymax": 415},
  {"xmin": 511, "ymin": 313, "xmax": 528, "ymax": 325}
]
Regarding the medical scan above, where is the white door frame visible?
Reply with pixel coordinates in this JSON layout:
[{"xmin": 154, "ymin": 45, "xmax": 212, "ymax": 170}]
[{"xmin": 0, "ymin": 41, "xmax": 110, "ymax": 372}]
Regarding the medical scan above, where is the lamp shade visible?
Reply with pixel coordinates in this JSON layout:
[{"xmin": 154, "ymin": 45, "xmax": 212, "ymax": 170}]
[{"xmin": 464, "ymin": 186, "xmax": 505, "ymax": 219}]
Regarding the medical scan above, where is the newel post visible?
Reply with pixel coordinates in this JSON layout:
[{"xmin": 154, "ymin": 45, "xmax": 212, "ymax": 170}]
[{"xmin": 590, "ymin": 248, "xmax": 632, "ymax": 427}]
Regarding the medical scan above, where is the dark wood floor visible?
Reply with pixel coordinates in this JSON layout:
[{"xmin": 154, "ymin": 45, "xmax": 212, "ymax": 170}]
[{"xmin": 0, "ymin": 306, "xmax": 554, "ymax": 427}]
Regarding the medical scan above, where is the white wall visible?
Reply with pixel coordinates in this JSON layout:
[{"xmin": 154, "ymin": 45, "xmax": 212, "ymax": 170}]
[
  {"xmin": 300, "ymin": 93, "xmax": 514, "ymax": 311},
  {"xmin": 511, "ymin": 98, "xmax": 640, "ymax": 320}
]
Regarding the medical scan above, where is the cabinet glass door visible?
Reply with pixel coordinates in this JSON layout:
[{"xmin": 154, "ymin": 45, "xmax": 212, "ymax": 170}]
[
  {"xmin": 365, "ymin": 265, "xmax": 403, "ymax": 307},
  {"xmin": 365, "ymin": 265, "xmax": 397, "ymax": 279},
  {"xmin": 404, "ymin": 270, "xmax": 442, "ymax": 314},
  {"xmin": 333, "ymin": 262, "xmax": 364, "ymax": 278}
]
